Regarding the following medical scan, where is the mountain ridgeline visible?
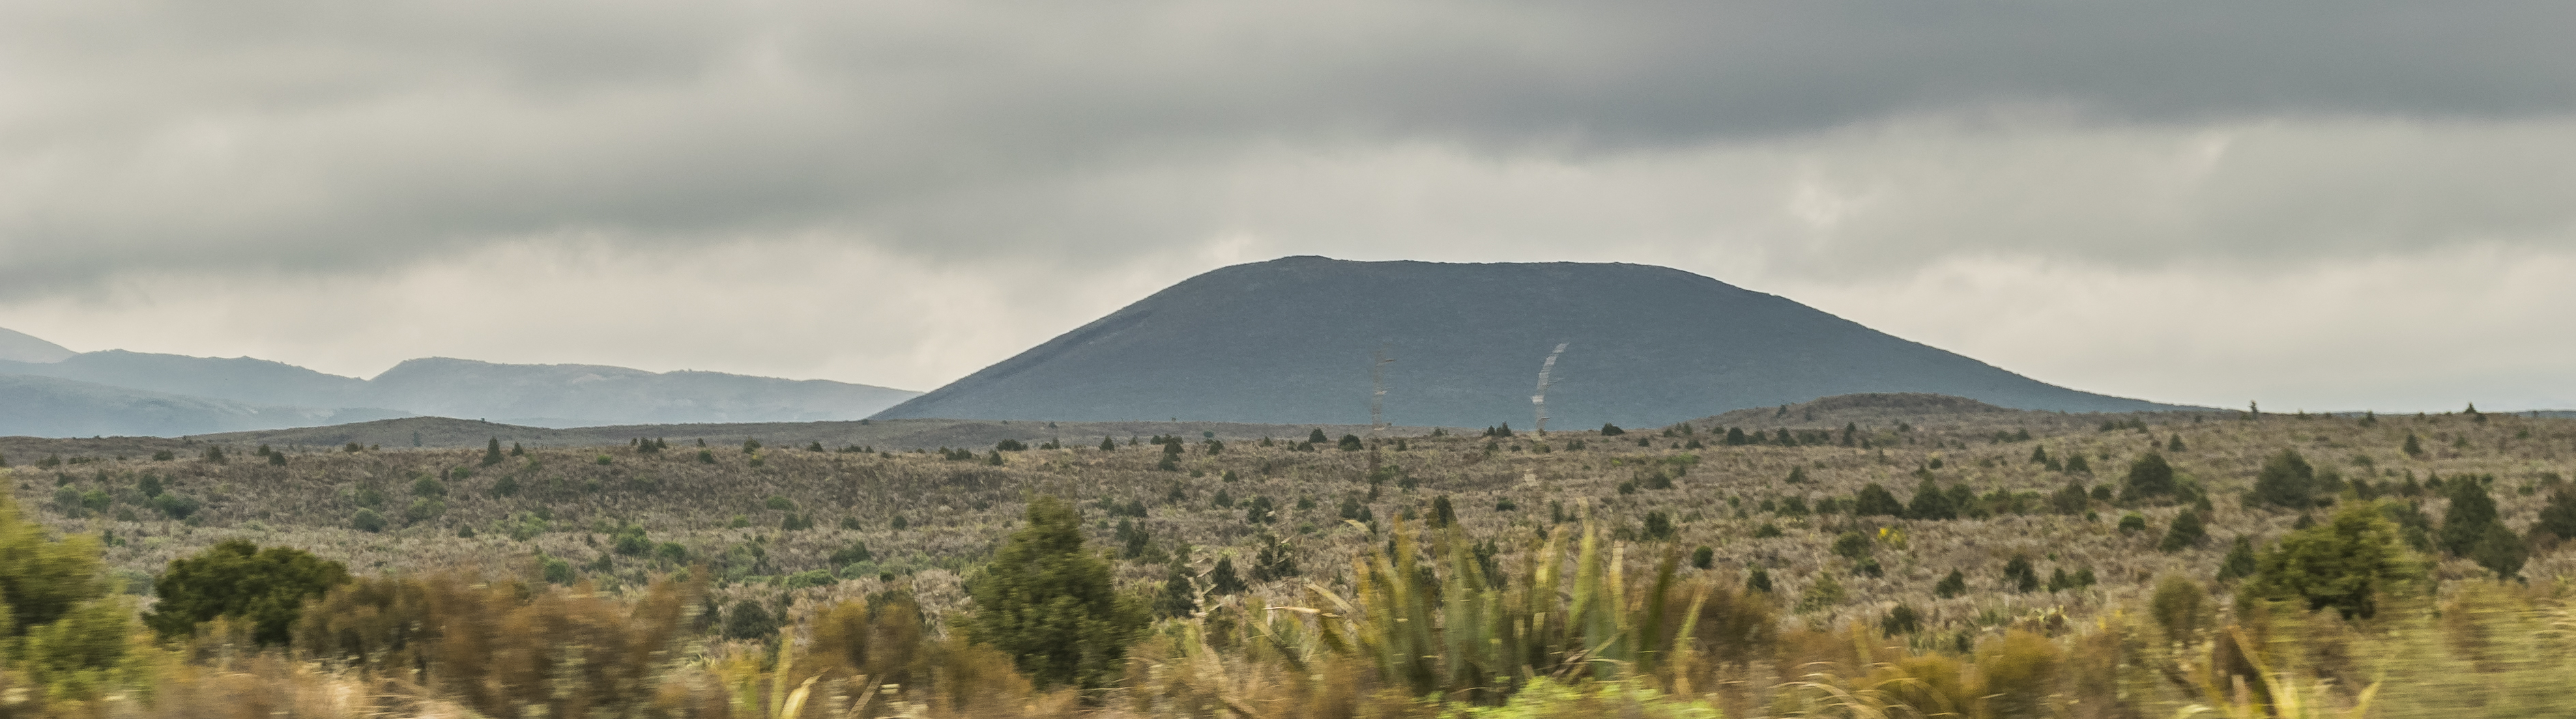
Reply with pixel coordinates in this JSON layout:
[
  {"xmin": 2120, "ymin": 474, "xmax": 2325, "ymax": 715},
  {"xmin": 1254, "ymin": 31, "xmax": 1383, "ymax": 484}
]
[
  {"xmin": 0, "ymin": 351, "xmax": 918, "ymax": 437},
  {"xmin": 873, "ymin": 257, "xmax": 2185, "ymax": 428}
]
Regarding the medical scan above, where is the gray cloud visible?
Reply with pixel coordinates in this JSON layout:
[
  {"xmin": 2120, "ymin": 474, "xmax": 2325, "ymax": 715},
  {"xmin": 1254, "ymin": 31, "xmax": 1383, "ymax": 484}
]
[
  {"xmin": 8, "ymin": 0, "xmax": 2576, "ymax": 286},
  {"xmin": 3, "ymin": 0, "xmax": 2574, "ymax": 410}
]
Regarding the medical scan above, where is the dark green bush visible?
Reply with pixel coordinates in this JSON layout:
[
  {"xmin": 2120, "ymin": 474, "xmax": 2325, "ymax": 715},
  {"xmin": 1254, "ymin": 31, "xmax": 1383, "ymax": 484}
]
[
  {"xmin": 2121, "ymin": 452, "xmax": 2179, "ymax": 501},
  {"xmin": 1854, "ymin": 483, "xmax": 1905, "ymax": 516},
  {"xmin": 145, "ymin": 539, "xmax": 349, "ymax": 644},
  {"xmin": 2251, "ymin": 501, "xmax": 2423, "ymax": 619},
  {"xmin": 2158, "ymin": 511, "xmax": 2206, "ymax": 552},
  {"xmin": 961, "ymin": 496, "xmax": 1148, "ymax": 690},
  {"xmin": 2250, "ymin": 449, "xmax": 2316, "ymax": 509}
]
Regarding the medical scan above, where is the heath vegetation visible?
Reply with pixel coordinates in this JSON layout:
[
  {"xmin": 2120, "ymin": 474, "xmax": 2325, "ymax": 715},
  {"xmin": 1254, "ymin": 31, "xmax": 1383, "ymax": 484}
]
[{"xmin": 0, "ymin": 393, "xmax": 2573, "ymax": 716}]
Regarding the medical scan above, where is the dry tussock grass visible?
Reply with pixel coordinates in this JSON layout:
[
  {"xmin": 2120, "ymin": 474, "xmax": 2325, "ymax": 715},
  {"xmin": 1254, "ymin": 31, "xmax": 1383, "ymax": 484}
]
[{"xmin": 10, "ymin": 398, "xmax": 2573, "ymax": 646}]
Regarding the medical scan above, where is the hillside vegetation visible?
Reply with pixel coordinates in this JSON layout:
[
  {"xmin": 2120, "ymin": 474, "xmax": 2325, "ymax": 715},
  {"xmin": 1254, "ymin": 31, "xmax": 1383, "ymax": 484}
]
[{"xmin": 0, "ymin": 395, "xmax": 2571, "ymax": 717}]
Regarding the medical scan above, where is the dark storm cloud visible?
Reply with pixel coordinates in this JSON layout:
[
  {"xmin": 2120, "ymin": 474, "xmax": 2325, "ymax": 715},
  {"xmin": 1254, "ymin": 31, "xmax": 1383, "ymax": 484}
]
[{"xmin": 4, "ymin": 0, "xmax": 2574, "ymax": 292}]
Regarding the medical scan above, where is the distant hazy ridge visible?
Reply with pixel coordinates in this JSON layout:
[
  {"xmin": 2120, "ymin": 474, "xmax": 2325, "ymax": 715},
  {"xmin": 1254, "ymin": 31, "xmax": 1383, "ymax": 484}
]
[{"xmin": 0, "ymin": 351, "xmax": 918, "ymax": 438}]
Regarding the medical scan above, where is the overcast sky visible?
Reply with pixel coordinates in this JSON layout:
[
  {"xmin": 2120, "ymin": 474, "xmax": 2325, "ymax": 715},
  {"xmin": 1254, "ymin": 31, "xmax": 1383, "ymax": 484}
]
[{"xmin": 5, "ymin": 0, "xmax": 2575, "ymax": 411}]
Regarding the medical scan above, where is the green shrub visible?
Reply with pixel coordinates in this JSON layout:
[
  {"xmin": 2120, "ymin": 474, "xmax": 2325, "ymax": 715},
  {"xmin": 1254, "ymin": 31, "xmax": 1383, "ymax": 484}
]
[
  {"xmin": 1210, "ymin": 556, "xmax": 1248, "ymax": 595},
  {"xmin": 2536, "ymin": 489, "xmax": 2576, "ymax": 542},
  {"xmin": 1153, "ymin": 565, "xmax": 1198, "ymax": 618},
  {"xmin": 1906, "ymin": 477, "xmax": 1956, "ymax": 520},
  {"xmin": 1830, "ymin": 531, "xmax": 1871, "ymax": 560},
  {"xmin": 539, "ymin": 556, "xmax": 576, "ymax": 584},
  {"xmin": 829, "ymin": 542, "xmax": 873, "ymax": 566},
  {"xmin": 2117, "ymin": 512, "xmax": 2148, "ymax": 532},
  {"xmin": 50, "ymin": 485, "xmax": 83, "ymax": 516},
  {"xmin": 1795, "ymin": 574, "xmax": 1846, "ymax": 612},
  {"xmin": 784, "ymin": 569, "xmax": 836, "ymax": 590},
  {"xmin": 2466, "ymin": 522, "xmax": 2529, "ymax": 579},
  {"xmin": 1251, "ymin": 535, "xmax": 1299, "ymax": 581},
  {"xmin": 2437, "ymin": 478, "xmax": 2505, "ymax": 556},
  {"xmin": 2002, "ymin": 555, "xmax": 2039, "ymax": 593},
  {"xmin": 1854, "ymin": 483, "xmax": 1905, "ymax": 516},
  {"xmin": 2250, "ymin": 449, "xmax": 2317, "ymax": 509},
  {"xmin": 22, "ymin": 597, "xmax": 135, "ymax": 702},
  {"xmin": 2251, "ymin": 501, "xmax": 2423, "ymax": 619},
  {"xmin": 723, "ymin": 599, "xmax": 778, "ymax": 640},
  {"xmin": 405, "ymin": 497, "xmax": 446, "ymax": 524},
  {"xmin": 149, "ymin": 493, "xmax": 201, "ymax": 520},
  {"xmin": 1642, "ymin": 511, "xmax": 1674, "ymax": 540},
  {"xmin": 2216, "ymin": 535, "xmax": 2259, "ymax": 581},
  {"xmin": 0, "ymin": 494, "xmax": 106, "ymax": 632},
  {"xmin": 1881, "ymin": 604, "xmax": 1921, "ymax": 636},
  {"xmin": 962, "ymin": 496, "xmax": 1149, "ymax": 690},
  {"xmin": 2148, "ymin": 574, "xmax": 2206, "ymax": 641},
  {"xmin": 2121, "ymin": 452, "xmax": 2179, "ymax": 501},
  {"xmin": 145, "ymin": 539, "xmax": 349, "ymax": 643},
  {"xmin": 2158, "ymin": 510, "xmax": 2206, "ymax": 552},
  {"xmin": 612, "ymin": 526, "xmax": 652, "ymax": 556},
  {"xmin": 352, "ymin": 509, "xmax": 388, "ymax": 533}
]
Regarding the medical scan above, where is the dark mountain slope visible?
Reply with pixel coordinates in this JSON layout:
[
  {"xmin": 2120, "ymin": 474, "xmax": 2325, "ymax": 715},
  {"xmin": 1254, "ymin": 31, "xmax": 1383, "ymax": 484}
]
[{"xmin": 873, "ymin": 257, "xmax": 2188, "ymax": 428}]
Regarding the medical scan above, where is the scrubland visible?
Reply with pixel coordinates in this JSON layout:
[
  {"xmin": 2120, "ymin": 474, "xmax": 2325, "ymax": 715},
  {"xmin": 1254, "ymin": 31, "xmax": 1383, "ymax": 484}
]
[{"xmin": 2, "ymin": 393, "xmax": 2573, "ymax": 718}]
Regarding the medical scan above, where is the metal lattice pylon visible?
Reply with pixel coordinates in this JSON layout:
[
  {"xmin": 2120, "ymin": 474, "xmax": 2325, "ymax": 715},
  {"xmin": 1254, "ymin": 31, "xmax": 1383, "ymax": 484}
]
[
  {"xmin": 1370, "ymin": 348, "xmax": 1394, "ymax": 434},
  {"xmin": 1532, "ymin": 342, "xmax": 1567, "ymax": 435}
]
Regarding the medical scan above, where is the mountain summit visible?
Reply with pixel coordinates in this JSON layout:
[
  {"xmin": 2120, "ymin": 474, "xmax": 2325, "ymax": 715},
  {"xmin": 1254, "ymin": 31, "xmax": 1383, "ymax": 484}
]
[{"xmin": 872, "ymin": 257, "xmax": 2182, "ymax": 427}]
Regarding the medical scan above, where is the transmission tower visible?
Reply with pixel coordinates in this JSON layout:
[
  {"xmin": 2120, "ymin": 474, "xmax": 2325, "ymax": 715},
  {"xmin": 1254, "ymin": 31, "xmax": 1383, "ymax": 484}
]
[
  {"xmin": 1531, "ymin": 343, "xmax": 1567, "ymax": 435},
  {"xmin": 1370, "ymin": 348, "xmax": 1395, "ymax": 434}
]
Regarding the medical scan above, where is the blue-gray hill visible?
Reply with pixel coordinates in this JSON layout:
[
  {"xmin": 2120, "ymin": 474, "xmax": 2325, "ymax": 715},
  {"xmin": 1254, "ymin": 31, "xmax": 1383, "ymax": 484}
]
[
  {"xmin": 0, "ymin": 343, "xmax": 922, "ymax": 436},
  {"xmin": 871, "ymin": 257, "xmax": 2189, "ymax": 428}
]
